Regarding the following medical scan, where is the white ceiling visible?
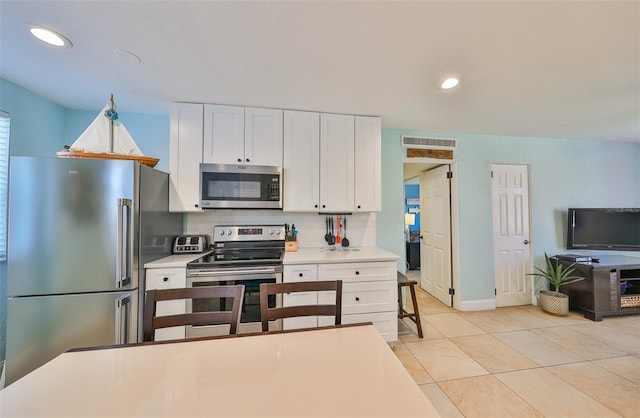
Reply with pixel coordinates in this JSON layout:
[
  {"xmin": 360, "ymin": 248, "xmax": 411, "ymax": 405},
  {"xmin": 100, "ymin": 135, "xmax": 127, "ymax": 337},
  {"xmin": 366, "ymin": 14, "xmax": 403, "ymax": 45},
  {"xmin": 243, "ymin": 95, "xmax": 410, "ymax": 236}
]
[{"xmin": 1, "ymin": 1, "xmax": 639, "ymax": 143}]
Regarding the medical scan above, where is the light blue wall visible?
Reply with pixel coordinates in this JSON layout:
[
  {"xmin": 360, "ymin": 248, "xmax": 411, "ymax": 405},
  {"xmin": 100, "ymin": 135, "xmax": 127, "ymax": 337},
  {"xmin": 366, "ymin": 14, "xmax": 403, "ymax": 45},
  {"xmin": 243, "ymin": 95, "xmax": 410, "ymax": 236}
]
[
  {"xmin": 0, "ymin": 79, "xmax": 170, "ymax": 172},
  {"xmin": 0, "ymin": 78, "xmax": 66, "ymax": 156},
  {"xmin": 379, "ymin": 129, "xmax": 640, "ymax": 303},
  {"xmin": 377, "ymin": 130, "xmax": 406, "ymax": 273}
]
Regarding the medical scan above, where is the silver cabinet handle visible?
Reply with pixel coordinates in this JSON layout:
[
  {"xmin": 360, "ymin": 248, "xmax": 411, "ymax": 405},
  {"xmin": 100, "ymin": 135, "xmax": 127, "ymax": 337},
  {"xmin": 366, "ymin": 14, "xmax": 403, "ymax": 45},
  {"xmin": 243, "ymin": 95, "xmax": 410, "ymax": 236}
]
[
  {"xmin": 116, "ymin": 198, "xmax": 132, "ymax": 288},
  {"xmin": 115, "ymin": 293, "xmax": 131, "ymax": 344}
]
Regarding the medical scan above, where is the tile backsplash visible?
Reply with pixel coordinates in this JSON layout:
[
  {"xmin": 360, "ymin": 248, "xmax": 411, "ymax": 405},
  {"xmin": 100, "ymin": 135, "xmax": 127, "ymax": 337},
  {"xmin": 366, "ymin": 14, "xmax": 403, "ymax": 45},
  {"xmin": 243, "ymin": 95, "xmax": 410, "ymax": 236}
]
[{"xmin": 186, "ymin": 210, "xmax": 377, "ymax": 248}]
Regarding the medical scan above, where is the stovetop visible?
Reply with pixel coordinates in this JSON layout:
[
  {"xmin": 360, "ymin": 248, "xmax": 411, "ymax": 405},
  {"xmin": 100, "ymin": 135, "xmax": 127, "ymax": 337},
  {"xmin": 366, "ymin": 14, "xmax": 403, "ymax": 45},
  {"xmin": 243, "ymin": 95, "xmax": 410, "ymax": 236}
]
[{"xmin": 187, "ymin": 224, "xmax": 285, "ymax": 270}]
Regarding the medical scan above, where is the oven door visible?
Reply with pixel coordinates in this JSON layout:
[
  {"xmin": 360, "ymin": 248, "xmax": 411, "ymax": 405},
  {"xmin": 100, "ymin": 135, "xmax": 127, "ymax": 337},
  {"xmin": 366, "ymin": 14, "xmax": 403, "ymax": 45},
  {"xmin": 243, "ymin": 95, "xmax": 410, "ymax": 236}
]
[{"xmin": 186, "ymin": 267, "xmax": 282, "ymax": 337}]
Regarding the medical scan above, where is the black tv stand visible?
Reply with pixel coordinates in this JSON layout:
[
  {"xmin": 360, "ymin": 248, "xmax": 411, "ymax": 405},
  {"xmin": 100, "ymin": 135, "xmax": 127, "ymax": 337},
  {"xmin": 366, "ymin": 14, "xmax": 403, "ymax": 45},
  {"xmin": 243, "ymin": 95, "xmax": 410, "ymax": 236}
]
[{"xmin": 555, "ymin": 255, "xmax": 640, "ymax": 321}]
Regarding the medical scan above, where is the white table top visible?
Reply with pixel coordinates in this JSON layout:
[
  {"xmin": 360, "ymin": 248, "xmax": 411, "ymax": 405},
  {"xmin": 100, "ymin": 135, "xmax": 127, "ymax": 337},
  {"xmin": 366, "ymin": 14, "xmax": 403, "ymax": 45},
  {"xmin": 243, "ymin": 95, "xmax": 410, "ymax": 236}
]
[{"xmin": 0, "ymin": 324, "xmax": 438, "ymax": 417}]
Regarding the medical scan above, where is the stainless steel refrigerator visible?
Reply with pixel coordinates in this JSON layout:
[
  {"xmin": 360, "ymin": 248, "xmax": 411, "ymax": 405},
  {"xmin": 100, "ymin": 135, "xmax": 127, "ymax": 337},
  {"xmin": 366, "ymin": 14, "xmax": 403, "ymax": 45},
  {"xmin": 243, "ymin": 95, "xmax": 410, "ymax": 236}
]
[{"xmin": 4, "ymin": 156, "xmax": 182, "ymax": 385}]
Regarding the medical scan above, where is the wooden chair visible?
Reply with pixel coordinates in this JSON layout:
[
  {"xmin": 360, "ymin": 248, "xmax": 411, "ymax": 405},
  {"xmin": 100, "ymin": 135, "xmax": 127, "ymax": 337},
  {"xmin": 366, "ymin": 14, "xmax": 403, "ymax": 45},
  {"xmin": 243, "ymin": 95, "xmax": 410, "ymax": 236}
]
[
  {"xmin": 259, "ymin": 280, "xmax": 342, "ymax": 332},
  {"xmin": 397, "ymin": 271, "xmax": 423, "ymax": 338},
  {"xmin": 143, "ymin": 285, "xmax": 244, "ymax": 342}
]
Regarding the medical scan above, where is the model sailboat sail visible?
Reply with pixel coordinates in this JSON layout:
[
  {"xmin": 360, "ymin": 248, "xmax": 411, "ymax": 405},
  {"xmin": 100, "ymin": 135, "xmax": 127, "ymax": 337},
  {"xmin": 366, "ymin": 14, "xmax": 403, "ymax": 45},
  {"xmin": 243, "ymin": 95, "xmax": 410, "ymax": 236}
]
[{"xmin": 57, "ymin": 95, "xmax": 159, "ymax": 167}]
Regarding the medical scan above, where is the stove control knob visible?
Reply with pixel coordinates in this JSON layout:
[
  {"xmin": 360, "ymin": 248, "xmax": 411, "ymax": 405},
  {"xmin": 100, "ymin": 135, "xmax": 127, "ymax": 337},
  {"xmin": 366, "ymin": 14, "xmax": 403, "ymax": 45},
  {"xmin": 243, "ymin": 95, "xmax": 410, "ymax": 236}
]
[
  {"xmin": 268, "ymin": 229, "xmax": 274, "ymax": 235},
  {"xmin": 226, "ymin": 229, "xmax": 233, "ymax": 235},
  {"xmin": 219, "ymin": 230, "xmax": 225, "ymax": 236},
  {"xmin": 275, "ymin": 229, "xmax": 281, "ymax": 235}
]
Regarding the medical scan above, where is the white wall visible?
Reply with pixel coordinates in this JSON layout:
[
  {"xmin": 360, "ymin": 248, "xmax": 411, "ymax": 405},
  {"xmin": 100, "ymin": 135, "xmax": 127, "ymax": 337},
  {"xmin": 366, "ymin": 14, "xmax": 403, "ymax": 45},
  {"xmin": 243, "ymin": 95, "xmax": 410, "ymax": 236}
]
[{"xmin": 186, "ymin": 211, "xmax": 377, "ymax": 249}]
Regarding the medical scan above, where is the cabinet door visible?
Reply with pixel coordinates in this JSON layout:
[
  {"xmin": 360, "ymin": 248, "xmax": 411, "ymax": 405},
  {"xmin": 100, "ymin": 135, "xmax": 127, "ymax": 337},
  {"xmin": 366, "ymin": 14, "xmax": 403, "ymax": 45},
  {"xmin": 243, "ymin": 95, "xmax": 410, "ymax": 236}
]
[
  {"xmin": 320, "ymin": 114, "xmax": 355, "ymax": 212},
  {"xmin": 354, "ymin": 116, "xmax": 381, "ymax": 212},
  {"xmin": 245, "ymin": 107, "xmax": 283, "ymax": 166},
  {"xmin": 169, "ymin": 103, "xmax": 203, "ymax": 212},
  {"xmin": 145, "ymin": 268, "xmax": 187, "ymax": 341},
  {"xmin": 283, "ymin": 110, "xmax": 320, "ymax": 211},
  {"xmin": 283, "ymin": 264, "xmax": 319, "ymax": 329},
  {"xmin": 203, "ymin": 104, "xmax": 244, "ymax": 164}
]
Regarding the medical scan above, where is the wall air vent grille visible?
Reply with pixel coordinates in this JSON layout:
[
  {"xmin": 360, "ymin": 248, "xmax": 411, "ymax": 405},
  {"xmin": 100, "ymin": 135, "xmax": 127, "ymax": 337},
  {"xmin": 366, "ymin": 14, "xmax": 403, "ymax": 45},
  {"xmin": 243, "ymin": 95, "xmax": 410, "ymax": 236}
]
[{"xmin": 401, "ymin": 135, "xmax": 457, "ymax": 150}]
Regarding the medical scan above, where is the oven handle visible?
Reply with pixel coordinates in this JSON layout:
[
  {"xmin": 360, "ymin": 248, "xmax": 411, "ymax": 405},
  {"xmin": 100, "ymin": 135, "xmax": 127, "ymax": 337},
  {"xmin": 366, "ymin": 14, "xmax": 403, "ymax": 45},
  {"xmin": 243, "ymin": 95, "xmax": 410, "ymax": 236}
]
[{"xmin": 188, "ymin": 268, "xmax": 278, "ymax": 277}]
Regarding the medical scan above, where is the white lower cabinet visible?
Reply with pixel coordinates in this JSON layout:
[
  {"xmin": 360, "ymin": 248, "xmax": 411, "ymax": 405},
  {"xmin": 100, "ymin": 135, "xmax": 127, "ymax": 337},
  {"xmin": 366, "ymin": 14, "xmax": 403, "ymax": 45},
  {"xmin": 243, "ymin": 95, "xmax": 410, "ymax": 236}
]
[
  {"xmin": 144, "ymin": 267, "xmax": 187, "ymax": 341},
  {"xmin": 283, "ymin": 261, "xmax": 398, "ymax": 342},
  {"xmin": 282, "ymin": 264, "xmax": 319, "ymax": 330}
]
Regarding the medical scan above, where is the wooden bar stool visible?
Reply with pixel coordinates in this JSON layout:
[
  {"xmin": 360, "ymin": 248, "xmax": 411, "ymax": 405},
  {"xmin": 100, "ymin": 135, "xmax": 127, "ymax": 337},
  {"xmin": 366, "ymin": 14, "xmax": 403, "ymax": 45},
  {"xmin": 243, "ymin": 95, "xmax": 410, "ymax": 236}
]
[{"xmin": 397, "ymin": 271, "xmax": 423, "ymax": 338}]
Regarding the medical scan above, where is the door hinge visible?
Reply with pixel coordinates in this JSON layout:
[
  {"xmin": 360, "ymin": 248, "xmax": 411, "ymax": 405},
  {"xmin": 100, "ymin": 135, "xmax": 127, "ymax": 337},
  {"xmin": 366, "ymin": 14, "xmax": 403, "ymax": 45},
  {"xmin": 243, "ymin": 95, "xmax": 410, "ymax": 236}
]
[
  {"xmin": 448, "ymin": 288, "xmax": 455, "ymax": 295},
  {"xmin": 495, "ymin": 288, "xmax": 497, "ymax": 296},
  {"xmin": 447, "ymin": 171, "xmax": 453, "ymax": 179},
  {"xmin": 490, "ymin": 170, "xmax": 494, "ymax": 178}
]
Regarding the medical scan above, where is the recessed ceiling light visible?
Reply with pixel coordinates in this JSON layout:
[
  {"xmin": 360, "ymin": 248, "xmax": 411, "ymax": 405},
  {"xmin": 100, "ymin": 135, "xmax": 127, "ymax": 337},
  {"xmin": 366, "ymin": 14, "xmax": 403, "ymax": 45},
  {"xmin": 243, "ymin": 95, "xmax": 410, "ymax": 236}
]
[
  {"xmin": 440, "ymin": 77, "xmax": 460, "ymax": 90},
  {"xmin": 29, "ymin": 25, "xmax": 72, "ymax": 48}
]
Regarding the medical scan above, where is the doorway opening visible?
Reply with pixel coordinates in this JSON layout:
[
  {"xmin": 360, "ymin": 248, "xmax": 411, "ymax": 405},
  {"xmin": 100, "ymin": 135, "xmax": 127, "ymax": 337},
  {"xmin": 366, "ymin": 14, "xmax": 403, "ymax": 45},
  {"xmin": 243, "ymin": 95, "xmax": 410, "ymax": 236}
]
[{"xmin": 403, "ymin": 159, "xmax": 459, "ymax": 309}]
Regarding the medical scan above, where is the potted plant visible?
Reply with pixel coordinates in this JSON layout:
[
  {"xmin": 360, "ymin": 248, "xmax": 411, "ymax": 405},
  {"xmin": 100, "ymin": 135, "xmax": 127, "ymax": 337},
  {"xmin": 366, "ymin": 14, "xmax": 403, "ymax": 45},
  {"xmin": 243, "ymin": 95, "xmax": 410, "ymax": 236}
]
[{"xmin": 528, "ymin": 253, "xmax": 585, "ymax": 316}]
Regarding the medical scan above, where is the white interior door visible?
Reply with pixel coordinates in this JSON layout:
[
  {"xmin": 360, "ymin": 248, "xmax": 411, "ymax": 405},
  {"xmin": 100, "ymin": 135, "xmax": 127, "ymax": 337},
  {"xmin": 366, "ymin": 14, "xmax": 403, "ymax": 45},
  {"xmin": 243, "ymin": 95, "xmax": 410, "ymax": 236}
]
[
  {"xmin": 420, "ymin": 165, "xmax": 452, "ymax": 306},
  {"xmin": 491, "ymin": 164, "xmax": 532, "ymax": 307}
]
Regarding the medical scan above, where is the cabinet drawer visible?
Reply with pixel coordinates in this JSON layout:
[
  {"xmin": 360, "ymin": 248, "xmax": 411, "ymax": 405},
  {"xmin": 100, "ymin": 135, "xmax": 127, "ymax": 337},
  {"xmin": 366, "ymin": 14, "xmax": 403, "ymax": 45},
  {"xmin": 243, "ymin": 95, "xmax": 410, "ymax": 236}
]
[
  {"xmin": 318, "ymin": 262, "xmax": 396, "ymax": 283},
  {"xmin": 145, "ymin": 268, "xmax": 187, "ymax": 290},
  {"xmin": 145, "ymin": 268, "xmax": 187, "ymax": 341},
  {"xmin": 283, "ymin": 264, "xmax": 318, "ymax": 282},
  {"xmin": 318, "ymin": 312, "xmax": 398, "ymax": 342},
  {"xmin": 319, "ymin": 281, "xmax": 396, "ymax": 315}
]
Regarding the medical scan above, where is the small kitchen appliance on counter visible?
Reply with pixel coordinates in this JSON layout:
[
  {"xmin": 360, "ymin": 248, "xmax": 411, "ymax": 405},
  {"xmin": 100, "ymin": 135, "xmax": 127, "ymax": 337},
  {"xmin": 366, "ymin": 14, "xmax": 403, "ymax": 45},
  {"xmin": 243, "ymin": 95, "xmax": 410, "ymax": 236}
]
[{"xmin": 173, "ymin": 235, "xmax": 209, "ymax": 254}]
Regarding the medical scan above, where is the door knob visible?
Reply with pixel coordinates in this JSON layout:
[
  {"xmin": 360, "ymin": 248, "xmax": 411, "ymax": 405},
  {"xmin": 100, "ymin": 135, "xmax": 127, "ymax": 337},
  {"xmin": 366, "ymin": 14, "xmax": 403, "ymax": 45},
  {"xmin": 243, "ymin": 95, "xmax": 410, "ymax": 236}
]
[{"xmin": 524, "ymin": 240, "xmax": 530, "ymax": 245}]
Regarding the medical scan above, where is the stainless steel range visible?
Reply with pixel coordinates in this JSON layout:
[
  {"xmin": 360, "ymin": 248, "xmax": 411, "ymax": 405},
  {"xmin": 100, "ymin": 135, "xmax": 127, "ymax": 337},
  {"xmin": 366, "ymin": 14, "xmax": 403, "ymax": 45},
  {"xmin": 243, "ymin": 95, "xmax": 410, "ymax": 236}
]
[{"xmin": 186, "ymin": 225, "xmax": 285, "ymax": 336}]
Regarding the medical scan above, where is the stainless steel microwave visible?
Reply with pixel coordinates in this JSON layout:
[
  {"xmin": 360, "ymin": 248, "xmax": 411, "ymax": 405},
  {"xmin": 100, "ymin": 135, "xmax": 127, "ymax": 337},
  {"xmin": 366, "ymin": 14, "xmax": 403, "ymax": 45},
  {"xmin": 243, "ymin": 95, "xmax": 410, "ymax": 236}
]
[{"xmin": 199, "ymin": 163, "xmax": 282, "ymax": 209}]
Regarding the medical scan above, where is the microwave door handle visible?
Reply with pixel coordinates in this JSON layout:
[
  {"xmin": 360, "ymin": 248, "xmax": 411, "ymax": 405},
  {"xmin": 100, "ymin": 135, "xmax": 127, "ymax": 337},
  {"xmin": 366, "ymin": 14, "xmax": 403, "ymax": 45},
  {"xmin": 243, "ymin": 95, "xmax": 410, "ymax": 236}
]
[{"xmin": 116, "ymin": 198, "xmax": 132, "ymax": 288}]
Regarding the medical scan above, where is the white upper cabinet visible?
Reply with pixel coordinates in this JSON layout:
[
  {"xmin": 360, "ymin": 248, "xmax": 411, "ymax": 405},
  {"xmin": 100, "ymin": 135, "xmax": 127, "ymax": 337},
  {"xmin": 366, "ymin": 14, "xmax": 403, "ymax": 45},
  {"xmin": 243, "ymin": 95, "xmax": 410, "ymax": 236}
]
[
  {"xmin": 283, "ymin": 110, "xmax": 320, "ymax": 211},
  {"xmin": 169, "ymin": 102, "xmax": 203, "ymax": 212},
  {"xmin": 170, "ymin": 102, "xmax": 380, "ymax": 213},
  {"xmin": 283, "ymin": 112, "xmax": 381, "ymax": 213},
  {"xmin": 203, "ymin": 105, "xmax": 283, "ymax": 166},
  {"xmin": 244, "ymin": 107, "xmax": 284, "ymax": 166},
  {"xmin": 203, "ymin": 104, "xmax": 244, "ymax": 165},
  {"xmin": 320, "ymin": 113, "xmax": 355, "ymax": 213},
  {"xmin": 354, "ymin": 116, "xmax": 382, "ymax": 212}
]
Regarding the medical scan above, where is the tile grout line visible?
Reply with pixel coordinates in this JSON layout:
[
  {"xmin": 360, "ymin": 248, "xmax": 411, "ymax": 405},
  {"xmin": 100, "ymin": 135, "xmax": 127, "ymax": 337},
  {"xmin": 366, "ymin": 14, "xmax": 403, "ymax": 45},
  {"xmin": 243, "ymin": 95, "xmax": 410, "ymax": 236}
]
[{"xmin": 394, "ymin": 279, "xmax": 639, "ymax": 417}]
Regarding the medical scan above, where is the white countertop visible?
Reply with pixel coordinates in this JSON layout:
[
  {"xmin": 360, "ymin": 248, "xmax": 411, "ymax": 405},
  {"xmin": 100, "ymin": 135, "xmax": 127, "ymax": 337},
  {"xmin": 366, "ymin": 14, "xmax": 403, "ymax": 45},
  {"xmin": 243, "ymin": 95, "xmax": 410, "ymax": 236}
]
[
  {"xmin": 284, "ymin": 246, "xmax": 400, "ymax": 264},
  {"xmin": 0, "ymin": 324, "xmax": 439, "ymax": 417},
  {"xmin": 144, "ymin": 252, "xmax": 210, "ymax": 269},
  {"xmin": 145, "ymin": 247, "xmax": 400, "ymax": 269}
]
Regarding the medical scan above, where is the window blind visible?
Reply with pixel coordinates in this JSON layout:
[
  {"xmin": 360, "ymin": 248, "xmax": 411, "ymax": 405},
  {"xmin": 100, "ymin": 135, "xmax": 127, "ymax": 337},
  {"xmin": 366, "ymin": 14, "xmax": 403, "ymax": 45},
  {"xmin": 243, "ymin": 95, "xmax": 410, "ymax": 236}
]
[{"xmin": 0, "ymin": 111, "xmax": 9, "ymax": 262}]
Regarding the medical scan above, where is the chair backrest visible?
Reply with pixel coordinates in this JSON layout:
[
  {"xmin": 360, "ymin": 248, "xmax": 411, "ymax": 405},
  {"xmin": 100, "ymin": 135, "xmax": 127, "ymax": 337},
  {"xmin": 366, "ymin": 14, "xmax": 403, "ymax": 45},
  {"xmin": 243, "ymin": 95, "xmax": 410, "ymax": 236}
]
[
  {"xmin": 143, "ymin": 285, "xmax": 245, "ymax": 342},
  {"xmin": 259, "ymin": 280, "xmax": 342, "ymax": 332}
]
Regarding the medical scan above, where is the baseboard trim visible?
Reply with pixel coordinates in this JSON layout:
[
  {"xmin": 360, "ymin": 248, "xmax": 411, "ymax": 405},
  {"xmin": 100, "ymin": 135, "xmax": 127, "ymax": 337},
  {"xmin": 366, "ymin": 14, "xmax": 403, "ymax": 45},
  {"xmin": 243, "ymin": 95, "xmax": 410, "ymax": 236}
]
[{"xmin": 458, "ymin": 299, "xmax": 496, "ymax": 311}]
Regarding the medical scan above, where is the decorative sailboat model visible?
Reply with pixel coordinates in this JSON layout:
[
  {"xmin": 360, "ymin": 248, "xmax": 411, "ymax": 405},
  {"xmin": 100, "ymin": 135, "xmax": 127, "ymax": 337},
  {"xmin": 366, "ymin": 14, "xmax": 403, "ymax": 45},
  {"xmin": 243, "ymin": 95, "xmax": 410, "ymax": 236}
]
[{"xmin": 57, "ymin": 94, "xmax": 159, "ymax": 167}]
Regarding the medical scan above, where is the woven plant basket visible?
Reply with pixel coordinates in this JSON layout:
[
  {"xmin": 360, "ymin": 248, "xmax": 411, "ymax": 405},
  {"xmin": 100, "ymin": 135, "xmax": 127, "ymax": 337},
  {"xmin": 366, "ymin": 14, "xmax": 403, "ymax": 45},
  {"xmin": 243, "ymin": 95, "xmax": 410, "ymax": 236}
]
[{"xmin": 539, "ymin": 290, "xmax": 569, "ymax": 316}]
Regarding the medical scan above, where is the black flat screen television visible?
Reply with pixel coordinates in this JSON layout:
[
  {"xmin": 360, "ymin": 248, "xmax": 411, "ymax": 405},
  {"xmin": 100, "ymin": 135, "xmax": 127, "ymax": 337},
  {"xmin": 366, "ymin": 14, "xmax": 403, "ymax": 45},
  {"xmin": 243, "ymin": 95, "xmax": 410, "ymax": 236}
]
[{"xmin": 567, "ymin": 208, "xmax": 640, "ymax": 251}]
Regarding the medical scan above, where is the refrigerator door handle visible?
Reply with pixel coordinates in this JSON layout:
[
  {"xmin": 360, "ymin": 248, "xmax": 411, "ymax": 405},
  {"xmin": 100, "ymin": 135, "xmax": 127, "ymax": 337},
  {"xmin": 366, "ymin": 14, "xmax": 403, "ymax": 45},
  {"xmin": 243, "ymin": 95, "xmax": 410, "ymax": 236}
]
[
  {"xmin": 116, "ymin": 198, "xmax": 132, "ymax": 288},
  {"xmin": 115, "ymin": 293, "xmax": 131, "ymax": 345}
]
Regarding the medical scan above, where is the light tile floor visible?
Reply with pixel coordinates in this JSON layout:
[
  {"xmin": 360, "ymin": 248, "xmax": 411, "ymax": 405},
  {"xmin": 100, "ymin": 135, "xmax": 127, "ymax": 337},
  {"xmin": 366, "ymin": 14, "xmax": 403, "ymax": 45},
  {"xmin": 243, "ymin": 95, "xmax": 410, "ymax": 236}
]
[{"xmin": 394, "ymin": 270, "xmax": 640, "ymax": 418}]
